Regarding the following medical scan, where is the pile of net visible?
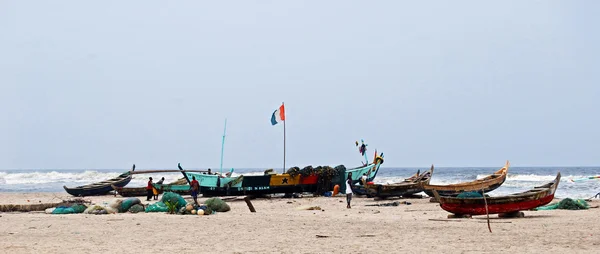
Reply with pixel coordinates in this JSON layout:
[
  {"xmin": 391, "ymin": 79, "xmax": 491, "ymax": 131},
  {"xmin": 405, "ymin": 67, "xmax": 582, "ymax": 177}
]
[
  {"xmin": 108, "ymin": 198, "xmax": 142, "ymax": 213},
  {"xmin": 205, "ymin": 197, "xmax": 230, "ymax": 212},
  {"xmin": 535, "ymin": 198, "xmax": 589, "ymax": 210},
  {"xmin": 145, "ymin": 192, "xmax": 187, "ymax": 213},
  {"xmin": 49, "ymin": 204, "xmax": 88, "ymax": 214},
  {"xmin": 83, "ymin": 205, "xmax": 110, "ymax": 215},
  {"xmin": 145, "ymin": 202, "xmax": 168, "ymax": 213},
  {"xmin": 286, "ymin": 164, "xmax": 346, "ymax": 195},
  {"xmin": 128, "ymin": 204, "xmax": 145, "ymax": 213}
]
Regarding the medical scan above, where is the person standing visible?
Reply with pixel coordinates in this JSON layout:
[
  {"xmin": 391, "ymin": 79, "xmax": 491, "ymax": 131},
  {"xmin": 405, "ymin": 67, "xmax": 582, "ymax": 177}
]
[
  {"xmin": 190, "ymin": 176, "xmax": 200, "ymax": 206},
  {"xmin": 345, "ymin": 173, "xmax": 353, "ymax": 209},
  {"xmin": 153, "ymin": 177, "xmax": 165, "ymax": 200},
  {"xmin": 146, "ymin": 177, "xmax": 153, "ymax": 201}
]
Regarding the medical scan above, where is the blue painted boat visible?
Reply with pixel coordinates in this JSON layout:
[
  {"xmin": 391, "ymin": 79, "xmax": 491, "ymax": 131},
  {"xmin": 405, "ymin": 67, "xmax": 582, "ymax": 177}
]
[{"xmin": 182, "ymin": 153, "xmax": 384, "ymax": 197}]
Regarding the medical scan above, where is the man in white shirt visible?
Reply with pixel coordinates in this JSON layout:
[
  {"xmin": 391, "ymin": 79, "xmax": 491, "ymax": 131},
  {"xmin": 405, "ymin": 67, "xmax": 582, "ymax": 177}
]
[{"xmin": 345, "ymin": 172, "xmax": 353, "ymax": 209}]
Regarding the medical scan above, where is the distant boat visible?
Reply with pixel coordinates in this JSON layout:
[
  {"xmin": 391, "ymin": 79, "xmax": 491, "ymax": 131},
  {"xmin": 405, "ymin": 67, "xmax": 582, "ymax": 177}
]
[
  {"xmin": 434, "ymin": 172, "xmax": 561, "ymax": 216},
  {"xmin": 422, "ymin": 161, "xmax": 509, "ymax": 198},
  {"xmin": 63, "ymin": 165, "xmax": 135, "ymax": 197},
  {"xmin": 357, "ymin": 165, "xmax": 433, "ymax": 198}
]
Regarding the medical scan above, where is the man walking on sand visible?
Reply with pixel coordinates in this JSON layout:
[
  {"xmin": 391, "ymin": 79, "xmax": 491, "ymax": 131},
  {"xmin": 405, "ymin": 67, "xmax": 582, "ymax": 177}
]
[{"xmin": 190, "ymin": 176, "xmax": 200, "ymax": 206}]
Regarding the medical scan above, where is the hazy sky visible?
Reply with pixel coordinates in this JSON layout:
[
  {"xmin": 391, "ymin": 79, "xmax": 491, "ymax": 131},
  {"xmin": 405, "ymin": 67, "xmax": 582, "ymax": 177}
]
[{"xmin": 1, "ymin": 1, "xmax": 598, "ymax": 169}]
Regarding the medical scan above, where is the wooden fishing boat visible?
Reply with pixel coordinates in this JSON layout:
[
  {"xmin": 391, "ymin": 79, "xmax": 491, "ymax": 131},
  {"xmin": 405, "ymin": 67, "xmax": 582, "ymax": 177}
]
[
  {"xmin": 434, "ymin": 172, "xmax": 561, "ymax": 216},
  {"xmin": 361, "ymin": 165, "xmax": 433, "ymax": 198},
  {"xmin": 182, "ymin": 152, "xmax": 385, "ymax": 197},
  {"xmin": 422, "ymin": 161, "xmax": 509, "ymax": 198},
  {"xmin": 111, "ymin": 178, "xmax": 189, "ymax": 197},
  {"xmin": 63, "ymin": 165, "xmax": 135, "ymax": 197}
]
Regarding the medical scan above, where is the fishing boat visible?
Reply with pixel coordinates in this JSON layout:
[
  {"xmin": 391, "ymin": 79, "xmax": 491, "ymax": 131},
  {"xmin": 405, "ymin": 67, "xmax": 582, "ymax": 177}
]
[
  {"xmin": 359, "ymin": 165, "xmax": 433, "ymax": 198},
  {"xmin": 182, "ymin": 149, "xmax": 385, "ymax": 197},
  {"xmin": 112, "ymin": 178, "xmax": 189, "ymax": 197},
  {"xmin": 422, "ymin": 161, "xmax": 509, "ymax": 198},
  {"xmin": 63, "ymin": 165, "xmax": 135, "ymax": 197},
  {"xmin": 434, "ymin": 172, "xmax": 561, "ymax": 216}
]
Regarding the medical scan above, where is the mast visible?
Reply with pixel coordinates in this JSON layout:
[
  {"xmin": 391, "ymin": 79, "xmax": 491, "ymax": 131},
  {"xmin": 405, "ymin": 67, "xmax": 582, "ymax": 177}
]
[
  {"xmin": 220, "ymin": 118, "xmax": 227, "ymax": 175},
  {"xmin": 282, "ymin": 102, "xmax": 286, "ymax": 174}
]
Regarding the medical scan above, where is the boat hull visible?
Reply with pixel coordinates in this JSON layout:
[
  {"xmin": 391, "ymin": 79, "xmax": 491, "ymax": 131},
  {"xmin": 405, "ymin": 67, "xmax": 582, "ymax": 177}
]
[
  {"xmin": 361, "ymin": 167, "xmax": 433, "ymax": 198},
  {"xmin": 423, "ymin": 161, "xmax": 509, "ymax": 197},
  {"xmin": 439, "ymin": 194, "xmax": 555, "ymax": 215},
  {"xmin": 64, "ymin": 176, "xmax": 132, "ymax": 197},
  {"xmin": 436, "ymin": 172, "xmax": 561, "ymax": 216},
  {"xmin": 185, "ymin": 162, "xmax": 382, "ymax": 197}
]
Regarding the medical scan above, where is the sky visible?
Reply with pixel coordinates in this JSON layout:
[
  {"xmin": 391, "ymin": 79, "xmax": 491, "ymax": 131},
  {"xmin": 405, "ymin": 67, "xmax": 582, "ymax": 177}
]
[{"xmin": 1, "ymin": 1, "xmax": 598, "ymax": 169}]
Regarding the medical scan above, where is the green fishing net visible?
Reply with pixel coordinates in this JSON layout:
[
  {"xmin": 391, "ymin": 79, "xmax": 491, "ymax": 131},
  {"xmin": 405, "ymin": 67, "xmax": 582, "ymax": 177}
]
[
  {"xmin": 205, "ymin": 197, "xmax": 230, "ymax": 212},
  {"xmin": 161, "ymin": 192, "xmax": 186, "ymax": 209},
  {"xmin": 535, "ymin": 198, "xmax": 589, "ymax": 210}
]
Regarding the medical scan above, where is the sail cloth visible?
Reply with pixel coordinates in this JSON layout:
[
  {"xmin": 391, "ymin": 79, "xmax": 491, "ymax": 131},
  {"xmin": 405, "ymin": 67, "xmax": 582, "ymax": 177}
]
[{"xmin": 271, "ymin": 104, "xmax": 285, "ymax": 125}]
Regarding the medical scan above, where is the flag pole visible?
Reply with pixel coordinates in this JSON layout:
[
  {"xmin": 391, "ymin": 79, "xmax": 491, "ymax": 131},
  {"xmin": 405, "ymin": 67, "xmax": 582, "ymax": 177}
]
[
  {"xmin": 283, "ymin": 102, "xmax": 286, "ymax": 174},
  {"xmin": 220, "ymin": 118, "xmax": 227, "ymax": 175}
]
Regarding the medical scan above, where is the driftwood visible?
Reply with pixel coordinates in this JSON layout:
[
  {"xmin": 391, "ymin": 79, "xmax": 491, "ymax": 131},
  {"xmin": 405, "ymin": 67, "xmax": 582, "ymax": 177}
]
[
  {"xmin": 0, "ymin": 198, "xmax": 90, "ymax": 212},
  {"xmin": 0, "ymin": 202, "xmax": 62, "ymax": 212},
  {"xmin": 244, "ymin": 196, "xmax": 256, "ymax": 212}
]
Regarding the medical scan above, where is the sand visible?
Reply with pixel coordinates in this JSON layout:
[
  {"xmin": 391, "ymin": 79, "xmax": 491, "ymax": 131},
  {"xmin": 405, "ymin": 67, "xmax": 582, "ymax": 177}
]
[{"xmin": 1, "ymin": 192, "xmax": 599, "ymax": 254}]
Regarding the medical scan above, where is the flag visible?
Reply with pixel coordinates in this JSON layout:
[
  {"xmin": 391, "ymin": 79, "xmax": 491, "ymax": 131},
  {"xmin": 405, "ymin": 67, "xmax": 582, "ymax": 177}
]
[{"xmin": 271, "ymin": 104, "xmax": 285, "ymax": 125}]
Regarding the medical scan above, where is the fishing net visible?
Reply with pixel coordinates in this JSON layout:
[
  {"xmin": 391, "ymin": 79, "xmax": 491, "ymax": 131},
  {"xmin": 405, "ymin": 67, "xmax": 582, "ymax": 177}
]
[
  {"xmin": 161, "ymin": 192, "xmax": 187, "ymax": 209},
  {"xmin": 145, "ymin": 202, "xmax": 168, "ymax": 213},
  {"xmin": 52, "ymin": 206, "xmax": 76, "ymax": 214},
  {"xmin": 70, "ymin": 204, "xmax": 87, "ymax": 213},
  {"xmin": 535, "ymin": 198, "xmax": 589, "ymax": 210},
  {"xmin": 121, "ymin": 198, "xmax": 141, "ymax": 212},
  {"xmin": 205, "ymin": 197, "xmax": 230, "ymax": 212},
  {"xmin": 457, "ymin": 192, "xmax": 483, "ymax": 198},
  {"xmin": 109, "ymin": 199, "xmax": 123, "ymax": 212},
  {"xmin": 84, "ymin": 205, "xmax": 109, "ymax": 215},
  {"xmin": 315, "ymin": 165, "xmax": 345, "ymax": 195},
  {"xmin": 286, "ymin": 167, "xmax": 301, "ymax": 177},
  {"xmin": 128, "ymin": 204, "xmax": 145, "ymax": 213}
]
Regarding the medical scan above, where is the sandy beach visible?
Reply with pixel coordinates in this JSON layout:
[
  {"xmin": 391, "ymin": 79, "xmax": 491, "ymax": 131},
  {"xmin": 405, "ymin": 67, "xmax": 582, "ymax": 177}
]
[{"xmin": 1, "ymin": 192, "xmax": 599, "ymax": 254}]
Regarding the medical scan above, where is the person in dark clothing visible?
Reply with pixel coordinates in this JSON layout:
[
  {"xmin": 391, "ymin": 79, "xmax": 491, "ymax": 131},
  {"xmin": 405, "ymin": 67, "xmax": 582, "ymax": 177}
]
[
  {"xmin": 146, "ymin": 177, "xmax": 153, "ymax": 201},
  {"xmin": 190, "ymin": 176, "xmax": 200, "ymax": 206}
]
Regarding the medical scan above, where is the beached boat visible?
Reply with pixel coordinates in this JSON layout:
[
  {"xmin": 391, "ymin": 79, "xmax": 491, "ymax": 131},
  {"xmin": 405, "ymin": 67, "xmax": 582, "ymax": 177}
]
[
  {"xmin": 182, "ymin": 152, "xmax": 385, "ymax": 197},
  {"xmin": 434, "ymin": 172, "xmax": 561, "ymax": 216},
  {"xmin": 63, "ymin": 165, "xmax": 135, "ymax": 197},
  {"xmin": 360, "ymin": 165, "xmax": 433, "ymax": 198},
  {"xmin": 111, "ymin": 178, "xmax": 189, "ymax": 197},
  {"xmin": 422, "ymin": 161, "xmax": 509, "ymax": 198}
]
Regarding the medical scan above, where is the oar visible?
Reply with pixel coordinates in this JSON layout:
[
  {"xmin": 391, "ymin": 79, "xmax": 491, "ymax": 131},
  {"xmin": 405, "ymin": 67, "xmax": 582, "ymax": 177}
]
[{"xmin": 178, "ymin": 163, "xmax": 191, "ymax": 184}]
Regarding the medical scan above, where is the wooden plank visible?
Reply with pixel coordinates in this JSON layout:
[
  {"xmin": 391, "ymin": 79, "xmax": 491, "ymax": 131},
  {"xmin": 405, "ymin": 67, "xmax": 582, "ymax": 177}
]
[{"xmin": 244, "ymin": 196, "xmax": 256, "ymax": 212}]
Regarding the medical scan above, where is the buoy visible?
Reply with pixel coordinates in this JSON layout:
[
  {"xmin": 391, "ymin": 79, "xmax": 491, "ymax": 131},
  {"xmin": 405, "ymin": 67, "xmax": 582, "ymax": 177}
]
[
  {"xmin": 191, "ymin": 210, "xmax": 197, "ymax": 215},
  {"xmin": 333, "ymin": 185, "xmax": 340, "ymax": 196},
  {"xmin": 197, "ymin": 209, "xmax": 204, "ymax": 216},
  {"xmin": 186, "ymin": 204, "xmax": 193, "ymax": 212}
]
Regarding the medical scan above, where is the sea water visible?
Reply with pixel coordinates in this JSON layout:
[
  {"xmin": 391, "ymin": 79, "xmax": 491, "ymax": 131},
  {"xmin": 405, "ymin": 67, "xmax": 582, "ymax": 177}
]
[{"xmin": 1, "ymin": 167, "xmax": 599, "ymax": 199}]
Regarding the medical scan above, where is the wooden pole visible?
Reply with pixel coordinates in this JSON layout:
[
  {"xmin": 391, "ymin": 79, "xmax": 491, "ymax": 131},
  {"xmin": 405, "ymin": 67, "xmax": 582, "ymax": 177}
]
[
  {"xmin": 244, "ymin": 196, "xmax": 256, "ymax": 212},
  {"xmin": 282, "ymin": 102, "xmax": 286, "ymax": 174},
  {"xmin": 482, "ymin": 184, "xmax": 492, "ymax": 233}
]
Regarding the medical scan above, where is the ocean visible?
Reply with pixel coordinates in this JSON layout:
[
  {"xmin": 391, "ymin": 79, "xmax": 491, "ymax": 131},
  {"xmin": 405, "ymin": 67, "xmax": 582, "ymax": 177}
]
[{"xmin": 1, "ymin": 167, "xmax": 599, "ymax": 199}]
